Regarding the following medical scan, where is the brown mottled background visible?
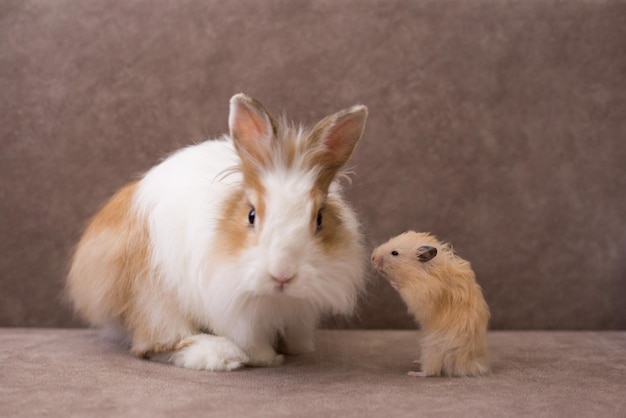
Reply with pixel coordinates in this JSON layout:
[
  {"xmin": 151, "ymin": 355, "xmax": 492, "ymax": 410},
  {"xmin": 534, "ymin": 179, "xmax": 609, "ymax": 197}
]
[{"xmin": 1, "ymin": 0, "xmax": 625, "ymax": 330}]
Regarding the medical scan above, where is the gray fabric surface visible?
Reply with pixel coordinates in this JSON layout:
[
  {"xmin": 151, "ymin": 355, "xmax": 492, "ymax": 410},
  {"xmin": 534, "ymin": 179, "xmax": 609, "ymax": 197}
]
[
  {"xmin": 1, "ymin": 0, "xmax": 625, "ymax": 330},
  {"xmin": 1, "ymin": 329, "xmax": 625, "ymax": 417}
]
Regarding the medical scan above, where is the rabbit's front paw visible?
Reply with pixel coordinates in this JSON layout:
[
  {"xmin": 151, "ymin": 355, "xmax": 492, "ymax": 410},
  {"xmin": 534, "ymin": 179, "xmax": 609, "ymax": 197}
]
[
  {"xmin": 166, "ymin": 334, "xmax": 249, "ymax": 371},
  {"xmin": 246, "ymin": 345, "xmax": 285, "ymax": 367}
]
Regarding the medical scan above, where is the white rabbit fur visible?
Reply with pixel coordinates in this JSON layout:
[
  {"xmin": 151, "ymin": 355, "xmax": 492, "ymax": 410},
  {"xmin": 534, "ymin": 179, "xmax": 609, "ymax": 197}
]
[{"xmin": 67, "ymin": 94, "xmax": 368, "ymax": 370}]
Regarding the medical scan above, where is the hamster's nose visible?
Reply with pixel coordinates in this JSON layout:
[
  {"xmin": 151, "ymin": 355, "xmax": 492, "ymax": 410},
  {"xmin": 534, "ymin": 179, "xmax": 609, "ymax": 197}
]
[{"xmin": 371, "ymin": 254, "xmax": 383, "ymax": 268}]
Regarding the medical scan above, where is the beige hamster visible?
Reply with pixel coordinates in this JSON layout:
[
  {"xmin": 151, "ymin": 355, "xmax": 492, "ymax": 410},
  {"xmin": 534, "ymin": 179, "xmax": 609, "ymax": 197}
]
[{"xmin": 371, "ymin": 231, "xmax": 490, "ymax": 377}]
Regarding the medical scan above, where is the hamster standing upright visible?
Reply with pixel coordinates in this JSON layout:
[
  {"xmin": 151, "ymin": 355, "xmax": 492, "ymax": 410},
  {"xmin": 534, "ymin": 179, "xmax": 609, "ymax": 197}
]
[{"xmin": 371, "ymin": 231, "xmax": 490, "ymax": 377}]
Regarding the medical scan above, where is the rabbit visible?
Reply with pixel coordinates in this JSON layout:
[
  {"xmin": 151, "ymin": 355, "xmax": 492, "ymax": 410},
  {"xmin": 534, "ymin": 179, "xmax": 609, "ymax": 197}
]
[
  {"xmin": 371, "ymin": 231, "xmax": 490, "ymax": 377},
  {"xmin": 67, "ymin": 93, "xmax": 368, "ymax": 371}
]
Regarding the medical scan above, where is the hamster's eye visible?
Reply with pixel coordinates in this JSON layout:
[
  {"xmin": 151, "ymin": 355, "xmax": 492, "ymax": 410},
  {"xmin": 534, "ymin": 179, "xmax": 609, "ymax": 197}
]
[
  {"xmin": 248, "ymin": 208, "xmax": 256, "ymax": 226},
  {"xmin": 316, "ymin": 210, "xmax": 323, "ymax": 231},
  {"xmin": 391, "ymin": 251, "xmax": 399, "ymax": 256}
]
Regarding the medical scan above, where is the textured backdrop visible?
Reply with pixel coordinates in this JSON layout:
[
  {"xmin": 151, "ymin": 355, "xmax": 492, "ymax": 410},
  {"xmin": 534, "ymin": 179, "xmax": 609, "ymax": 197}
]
[{"xmin": 1, "ymin": 0, "xmax": 625, "ymax": 329}]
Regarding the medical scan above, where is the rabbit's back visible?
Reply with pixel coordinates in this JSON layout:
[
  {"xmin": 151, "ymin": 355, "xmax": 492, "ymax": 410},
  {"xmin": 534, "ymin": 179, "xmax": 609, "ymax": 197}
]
[
  {"xmin": 67, "ymin": 138, "xmax": 241, "ymax": 328},
  {"xmin": 135, "ymin": 138, "xmax": 242, "ymax": 288}
]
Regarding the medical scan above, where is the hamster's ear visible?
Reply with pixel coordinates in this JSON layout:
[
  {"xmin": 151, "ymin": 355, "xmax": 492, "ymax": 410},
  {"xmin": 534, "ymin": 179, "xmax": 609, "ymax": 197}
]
[
  {"xmin": 417, "ymin": 246, "xmax": 437, "ymax": 263},
  {"xmin": 308, "ymin": 105, "xmax": 368, "ymax": 190},
  {"xmin": 229, "ymin": 93, "xmax": 277, "ymax": 166}
]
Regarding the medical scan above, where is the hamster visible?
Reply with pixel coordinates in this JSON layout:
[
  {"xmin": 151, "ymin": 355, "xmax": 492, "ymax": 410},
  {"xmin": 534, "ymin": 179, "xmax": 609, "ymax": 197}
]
[{"xmin": 371, "ymin": 231, "xmax": 490, "ymax": 377}]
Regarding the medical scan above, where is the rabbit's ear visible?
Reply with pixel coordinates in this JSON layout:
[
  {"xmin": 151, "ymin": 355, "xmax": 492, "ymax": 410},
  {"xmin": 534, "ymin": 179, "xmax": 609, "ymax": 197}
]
[
  {"xmin": 308, "ymin": 105, "xmax": 368, "ymax": 190},
  {"xmin": 229, "ymin": 93, "xmax": 277, "ymax": 166}
]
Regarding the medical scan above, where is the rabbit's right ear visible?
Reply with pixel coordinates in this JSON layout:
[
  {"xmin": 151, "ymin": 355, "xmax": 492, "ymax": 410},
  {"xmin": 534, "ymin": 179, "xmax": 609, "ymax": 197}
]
[
  {"xmin": 307, "ymin": 105, "xmax": 368, "ymax": 191},
  {"xmin": 229, "ymin": 93, "xmax": 277, "ymax": 167}
]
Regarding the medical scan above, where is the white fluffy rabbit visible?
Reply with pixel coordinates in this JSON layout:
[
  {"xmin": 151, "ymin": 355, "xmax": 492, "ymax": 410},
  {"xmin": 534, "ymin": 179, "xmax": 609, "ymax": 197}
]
[{"xmin": 67, "ymin": 93, "xmax": 368, "ymax": 371}]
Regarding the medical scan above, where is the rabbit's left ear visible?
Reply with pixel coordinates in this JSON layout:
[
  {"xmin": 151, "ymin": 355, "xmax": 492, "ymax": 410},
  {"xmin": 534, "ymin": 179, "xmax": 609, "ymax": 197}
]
[
  {"xmin": 308, "ymin": 105, "xmax": 368, "ymax": 190},
  {"xmin": 229, "ymin": 93, "xmax": 277, "ymax": 166}
]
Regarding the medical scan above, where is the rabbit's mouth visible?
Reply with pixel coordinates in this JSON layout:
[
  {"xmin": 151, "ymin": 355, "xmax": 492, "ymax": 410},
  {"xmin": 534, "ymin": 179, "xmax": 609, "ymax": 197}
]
[
  {"xmin": 272, "ymin": 275, "xmax": 294, "ymax": 293},
  {"xmin": 275, "ymin": 282, "xmax": 288, "ymax": 292}
]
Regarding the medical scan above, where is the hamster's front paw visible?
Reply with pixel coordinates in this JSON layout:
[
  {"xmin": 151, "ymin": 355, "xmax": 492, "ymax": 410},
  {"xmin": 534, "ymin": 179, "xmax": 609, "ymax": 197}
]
[{"xmin": 165, "ymin": 334, "xmax": 249, "ymax": 371}]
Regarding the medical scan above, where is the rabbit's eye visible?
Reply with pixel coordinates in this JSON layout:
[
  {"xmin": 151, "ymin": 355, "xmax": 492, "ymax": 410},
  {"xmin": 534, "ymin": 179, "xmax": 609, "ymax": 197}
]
[
  {"xmin": 248, "ymin": 208, "xmax": 256, "ymax": 226},
  {"xmin": 316, "ymin": 210, "xmax": 323, "ymax": 230}
]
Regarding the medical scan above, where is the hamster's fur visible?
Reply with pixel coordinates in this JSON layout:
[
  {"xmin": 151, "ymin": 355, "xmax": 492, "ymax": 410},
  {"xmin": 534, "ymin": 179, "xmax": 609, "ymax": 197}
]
[
  {"xmin": 67, "ymin": 94, "xmax": 368, "ymax": 371},
  {"xmin": 371, "ymin": 231, "xmax": 490, "ymax": 377}
]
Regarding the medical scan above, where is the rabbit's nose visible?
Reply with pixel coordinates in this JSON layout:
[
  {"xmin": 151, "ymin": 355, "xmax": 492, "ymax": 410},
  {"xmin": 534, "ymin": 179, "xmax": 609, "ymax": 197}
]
[
  {"xmin": 273, "ymin": 276, "xmax": 293, "ymax": 285},
  {"xmin": 272, "ymin": 275, "xmax": 294, "ymax": 292}
]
